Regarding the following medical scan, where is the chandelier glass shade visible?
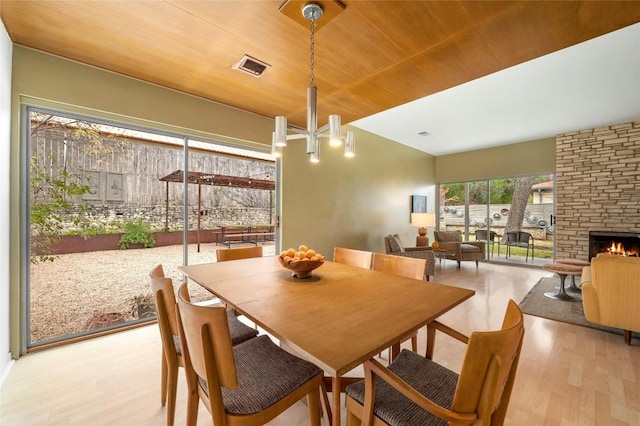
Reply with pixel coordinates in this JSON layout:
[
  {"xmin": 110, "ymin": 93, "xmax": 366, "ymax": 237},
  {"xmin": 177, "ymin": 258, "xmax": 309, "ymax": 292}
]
[{"xmin": 272, "ymin": 3, "xmax": 355, "ymax": 163}]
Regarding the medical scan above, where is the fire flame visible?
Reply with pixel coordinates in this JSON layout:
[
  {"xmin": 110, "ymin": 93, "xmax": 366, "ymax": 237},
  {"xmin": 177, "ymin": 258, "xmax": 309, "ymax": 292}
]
[
  {"xmin": 610, "ymin": 242, "xmax": 624, "ymax": 254},
  {"xmin": 605, "ymin": 241, "xmax": 639, "ymax": 256}
]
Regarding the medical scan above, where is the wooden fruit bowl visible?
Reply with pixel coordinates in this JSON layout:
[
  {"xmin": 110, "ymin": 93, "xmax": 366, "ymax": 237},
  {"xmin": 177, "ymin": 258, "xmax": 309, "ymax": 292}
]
[{"xmin": 278, "ymin": 256, "xmax": 324, "ymax": 279}]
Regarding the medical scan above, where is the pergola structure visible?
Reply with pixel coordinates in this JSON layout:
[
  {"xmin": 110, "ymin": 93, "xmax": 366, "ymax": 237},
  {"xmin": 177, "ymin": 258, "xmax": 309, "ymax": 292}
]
[{"xmin": 159, "ymin": 170, "xmax": 275, "ymax": 251}]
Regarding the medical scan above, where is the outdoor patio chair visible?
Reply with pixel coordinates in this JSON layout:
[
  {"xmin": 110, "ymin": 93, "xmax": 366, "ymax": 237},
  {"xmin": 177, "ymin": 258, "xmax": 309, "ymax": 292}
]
[
  {"xmin": 475, "ymin": 229, "xmax": 501, "ymax": 258},
  {"xmin": 176, "ymin": 283, "xmax": 325, "ymax": 426},
  {"xmin": 505, "ymin": 231, "xmax": 535, "ymax": 261},
  {"xmin": 345, "ymin": 300, "xmax": 525, "ymax": 426},
  {"xmin": 149, "ymin": 265, "xmax": 257, "ymax": 426}
]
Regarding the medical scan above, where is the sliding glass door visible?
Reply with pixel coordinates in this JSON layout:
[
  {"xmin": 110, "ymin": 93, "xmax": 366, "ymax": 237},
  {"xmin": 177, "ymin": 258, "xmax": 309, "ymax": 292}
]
[
  {"xmin": 439, "ymin": 175, "xmax": 555, "ymax": 266},
  {"xmin": 23, "ymin": 106, "xmax": 276, "ymax": 351}
]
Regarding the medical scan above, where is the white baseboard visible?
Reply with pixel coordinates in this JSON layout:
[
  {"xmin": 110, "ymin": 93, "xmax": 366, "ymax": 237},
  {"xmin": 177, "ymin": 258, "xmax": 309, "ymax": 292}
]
[{"xmin": 0, "ymin": 351, "xmax": 15, "ymax": 389}]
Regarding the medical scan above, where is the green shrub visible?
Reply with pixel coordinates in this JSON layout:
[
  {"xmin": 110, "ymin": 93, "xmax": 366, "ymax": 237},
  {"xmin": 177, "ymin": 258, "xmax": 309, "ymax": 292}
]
[{"xmin": 118, "ymin": 218, "xmax": 156, "ymax": 249}]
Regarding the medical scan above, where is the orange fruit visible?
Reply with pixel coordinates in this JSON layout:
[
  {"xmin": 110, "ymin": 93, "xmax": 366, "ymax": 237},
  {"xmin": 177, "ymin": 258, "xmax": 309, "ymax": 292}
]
[
  {"xmin": 299, "ymin": 244, "xmax": 308, "ymax": 252},
  {"xmin": 306, "ymin": 249, "xmax": 316, "ymax": 258}
]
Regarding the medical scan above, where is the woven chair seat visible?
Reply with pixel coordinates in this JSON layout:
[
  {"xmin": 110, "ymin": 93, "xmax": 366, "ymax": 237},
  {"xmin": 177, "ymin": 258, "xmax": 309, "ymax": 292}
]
[
  {"xmin": 460, "ymin": 243, "xmax": 482, "ymax": 252},
  {"xmin": 345, "ymin": 349, "xmax": 458, "ymax": 425},
  {"xmin": 198, "ymin": 335, "xmax": 323, "ymax": 415},
  {"xmin": 227, "ymin": 311, "xmax": 259, "ymax": 344}
]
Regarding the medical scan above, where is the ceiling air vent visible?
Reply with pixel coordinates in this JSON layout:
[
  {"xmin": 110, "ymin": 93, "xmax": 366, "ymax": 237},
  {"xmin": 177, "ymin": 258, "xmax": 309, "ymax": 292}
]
[{"xmin": 232, "ymin": 55, "xmax": 270, "ymax": 77}]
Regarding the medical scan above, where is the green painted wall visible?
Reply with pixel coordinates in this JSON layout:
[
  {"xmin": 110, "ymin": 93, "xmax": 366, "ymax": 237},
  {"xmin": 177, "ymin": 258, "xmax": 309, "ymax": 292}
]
[
  {"xmin": 435, "ymin": 138, "xmax": 556, "ymax": 182},
  {"xmin": 280, "ymin": 126, "xmax": 436, "ymax": 258}
]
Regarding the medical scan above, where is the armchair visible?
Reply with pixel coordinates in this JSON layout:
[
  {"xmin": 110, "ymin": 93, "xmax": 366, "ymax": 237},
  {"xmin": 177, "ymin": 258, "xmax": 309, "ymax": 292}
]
[
  {"xmin": 581, "ymin": 254, "xmax": 640, "ymax": 344},
  {"xmin": 345, "ymin": 300, "xmax": 524, "ymax": 425},
  {"xmin": 433, "ymin": 230, "xmax": 485, "ymax": 269},
  {"xmin": 384, "ymin": 234, "xmax": 435, "ymax": 280}
]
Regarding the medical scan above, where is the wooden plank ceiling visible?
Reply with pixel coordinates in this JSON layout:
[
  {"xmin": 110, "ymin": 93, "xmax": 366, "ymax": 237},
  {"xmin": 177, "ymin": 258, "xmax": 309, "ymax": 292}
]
[{"xmin": 2, "ymin": 1, "xmax": 639, "ymax": 129}]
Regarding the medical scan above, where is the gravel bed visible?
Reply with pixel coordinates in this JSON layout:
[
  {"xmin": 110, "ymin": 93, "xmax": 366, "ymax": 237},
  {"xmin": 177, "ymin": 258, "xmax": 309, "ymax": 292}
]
[{"xmin": 29, "ymin": 243, "xmax": 275, "ymax": 343}]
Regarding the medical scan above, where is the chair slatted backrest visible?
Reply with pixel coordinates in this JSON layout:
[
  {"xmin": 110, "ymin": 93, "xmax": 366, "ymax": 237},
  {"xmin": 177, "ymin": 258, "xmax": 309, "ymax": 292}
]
[
  {"xmin": 333, "ymin": 247, "xmax": 373, "ymax": 269},
  {"xmin": 452, "ymin": 300, "xmax": 524, "ymax": 424},
  {"xmin": 372, "ymin": 252, "xmax": 425, "ymax": 280},
  {"xmin": 177, "ymin": 283, "xmax": 237, "ymax": 389},
  {"xmin": 216, "ymin": 246, "xmax": 263, "ymax": 262}
]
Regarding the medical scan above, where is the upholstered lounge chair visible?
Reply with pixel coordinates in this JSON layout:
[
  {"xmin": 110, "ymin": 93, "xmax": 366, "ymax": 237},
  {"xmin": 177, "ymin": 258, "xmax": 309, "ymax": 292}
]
[
  {"xmin": 383, "ymin": 234, "xmax": 435, "ymax": 280},
  {"xmin": 433, "ymin": 230, "xmax": 485, "ymax": 269},
  {"xmin": 581, "ymin": 254, "xmax": 640, "ymax": 344}
]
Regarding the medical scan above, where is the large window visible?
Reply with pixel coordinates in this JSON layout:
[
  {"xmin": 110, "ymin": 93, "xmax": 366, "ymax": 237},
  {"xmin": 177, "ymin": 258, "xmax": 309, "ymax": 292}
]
[
  {"xmin": 24, "ymin": 107, "xmax": 276, "ymax": 350},
  {"xmin": 439, "ymin": 174, "xmax": 555, "ymax": 265}
]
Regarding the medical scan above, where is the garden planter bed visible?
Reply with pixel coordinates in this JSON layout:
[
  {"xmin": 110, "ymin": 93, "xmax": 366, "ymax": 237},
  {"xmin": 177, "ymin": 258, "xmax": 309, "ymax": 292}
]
[{"xmin": 33, "ymin": 230, "xmax": 220, "ymax": 255}]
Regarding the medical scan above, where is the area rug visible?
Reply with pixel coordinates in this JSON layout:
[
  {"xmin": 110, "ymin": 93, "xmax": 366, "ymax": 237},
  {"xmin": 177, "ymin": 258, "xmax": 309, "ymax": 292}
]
[{"xmin": 519, "ymin": 277, "xmax": 623, "ymax": 336}]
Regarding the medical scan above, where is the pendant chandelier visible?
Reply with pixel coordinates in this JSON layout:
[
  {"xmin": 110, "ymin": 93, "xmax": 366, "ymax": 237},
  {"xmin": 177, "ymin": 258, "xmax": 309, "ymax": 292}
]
[{"xmin": 272, "ymin": 2, "xmax": 355, "ymax": 163}]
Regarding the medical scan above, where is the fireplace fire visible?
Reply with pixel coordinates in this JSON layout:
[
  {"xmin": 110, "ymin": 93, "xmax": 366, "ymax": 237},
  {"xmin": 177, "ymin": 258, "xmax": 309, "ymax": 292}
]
[{"xmin": 589, "ymin": 231, "xmax": 640, "ymax": 259}]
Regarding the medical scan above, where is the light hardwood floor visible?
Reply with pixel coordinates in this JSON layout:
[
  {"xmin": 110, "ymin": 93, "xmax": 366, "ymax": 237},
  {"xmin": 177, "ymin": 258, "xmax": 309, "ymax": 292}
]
[{"xmin": 1, "ymin": 260, "xmax": 638, "ymax": 425}]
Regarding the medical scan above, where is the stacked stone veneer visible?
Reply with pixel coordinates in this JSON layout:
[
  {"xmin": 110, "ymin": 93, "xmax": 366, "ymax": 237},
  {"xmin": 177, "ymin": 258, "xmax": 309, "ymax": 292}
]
[
  {"xmin": 555, "ymin": 121, "xmax": 640, "ymax": 260},
  {"xmin": 63, "ymin": 205, "xmax": 273, "ymax": 231}
]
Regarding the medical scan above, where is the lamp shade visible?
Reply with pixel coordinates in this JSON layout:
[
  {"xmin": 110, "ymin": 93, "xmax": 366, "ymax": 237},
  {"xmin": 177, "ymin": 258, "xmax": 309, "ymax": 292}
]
[{"xmin": 411, "ymin": 213, "xmax": 436, "ymax": 228}]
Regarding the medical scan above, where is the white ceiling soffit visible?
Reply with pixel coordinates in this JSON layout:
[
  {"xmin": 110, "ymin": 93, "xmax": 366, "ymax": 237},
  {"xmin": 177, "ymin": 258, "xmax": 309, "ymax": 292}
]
[{"xmin": 351, "ymin": 23, "xmax": 640, "ymax": 157}]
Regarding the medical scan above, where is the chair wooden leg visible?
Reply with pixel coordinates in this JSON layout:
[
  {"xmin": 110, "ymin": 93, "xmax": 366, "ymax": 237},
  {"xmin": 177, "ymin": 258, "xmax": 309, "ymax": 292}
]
[
  {"xmin": 411, "ymin": 334, "xmax": 418, "ymax": 353},
  {"xmin": 166, "ymin": 365, "xmax": 178, "ymax": 426},
  {"xmin": 307, "ymin": 386, "xmax": 322, "ymax": 426},
  {"xmin": 457, "ymin": 261, "xmax": 461, "ymax": 269},
  {"xmin": 185, "ymin": 389, "xmax": 199, "ymax": 426},
  {"xmin": 475, "ymin": 260, "xmax": 479, "ymax": 267},
  {"xmin": 161, "ymin": 352, "xmax": 168, "ymax": 406},
  {"xmin": 320, "ymin": 380, "xmax": 333, "ymax": 425},
  {"xmin": 624, "ymin": 330, "xmax": 631, "ymax": 345}
]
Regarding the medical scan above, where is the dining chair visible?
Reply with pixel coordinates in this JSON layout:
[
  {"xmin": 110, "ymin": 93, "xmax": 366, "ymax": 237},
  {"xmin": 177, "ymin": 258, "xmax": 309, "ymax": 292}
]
[
  {"xmin": 176, "ymin": 283, "xmax": 325, "ymax": 426},
  {"xmin": 216, "ymin": 245, "xmax": 263, "ymax": 262},
  {"xmin": 333, "ymin": 247, "xmax": 373, "ymax": 269},
  {"xmin": 372, "ymin": 252, "xmax": 425, "ymax": 281},
  {"xmin": 345, "ymin": 300, "xmax": 525, "ymax": 426},
  {"xmin": 149, "ymin": 265, "xmax": 257, "ymax": 426},
  {"xmin": 216, "ymin": 245, "xmax": 264, "ymax": 328},
  {"xmin": 371, "ymin": 253, "xmax": 426, "ymax": 359}
]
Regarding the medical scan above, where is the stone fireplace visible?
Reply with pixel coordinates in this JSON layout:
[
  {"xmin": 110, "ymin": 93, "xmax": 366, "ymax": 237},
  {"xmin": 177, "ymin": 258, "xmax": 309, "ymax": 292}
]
[
  {"xmin": 589, "ymin": 231, "xmax": 640, "ymax": 259},
  {"xmin": 556, "ymin": 121, "xmax": 640, "ymax": 260}
]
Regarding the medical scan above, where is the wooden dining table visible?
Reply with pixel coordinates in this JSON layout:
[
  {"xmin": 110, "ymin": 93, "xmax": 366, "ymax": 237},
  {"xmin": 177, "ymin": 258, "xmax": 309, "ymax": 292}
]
[{"xmin": 179, "ymin": 256, "xmax": 474, "ymax": 426}]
